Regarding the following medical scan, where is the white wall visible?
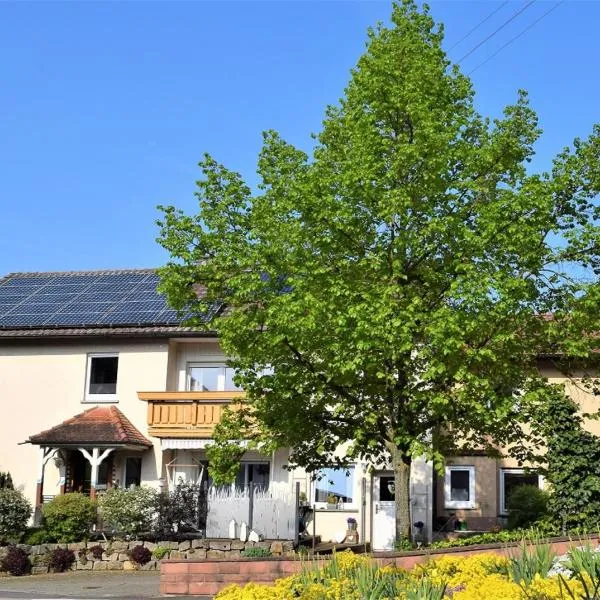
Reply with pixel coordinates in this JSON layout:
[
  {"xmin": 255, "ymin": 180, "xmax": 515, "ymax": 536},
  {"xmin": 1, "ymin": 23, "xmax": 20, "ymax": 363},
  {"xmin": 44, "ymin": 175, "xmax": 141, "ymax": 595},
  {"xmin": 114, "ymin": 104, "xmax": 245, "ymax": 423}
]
[{"xmin": 0, "ymin": 339, "xmax": 169, "ymax": 506}]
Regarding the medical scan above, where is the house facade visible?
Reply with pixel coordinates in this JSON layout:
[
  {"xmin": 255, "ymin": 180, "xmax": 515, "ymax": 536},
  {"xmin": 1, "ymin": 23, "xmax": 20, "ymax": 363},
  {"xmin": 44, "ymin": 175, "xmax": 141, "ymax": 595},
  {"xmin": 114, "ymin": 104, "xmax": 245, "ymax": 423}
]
[{"xmin": 0, "ymin": 269, "xmax": 595, "ymax": 550}]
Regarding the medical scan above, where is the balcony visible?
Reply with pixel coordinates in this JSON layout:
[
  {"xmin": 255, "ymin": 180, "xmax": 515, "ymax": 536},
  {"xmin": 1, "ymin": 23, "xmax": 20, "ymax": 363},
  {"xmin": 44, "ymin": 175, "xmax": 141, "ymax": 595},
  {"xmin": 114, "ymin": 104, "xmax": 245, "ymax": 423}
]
[{"xmin": 138, "ymin": 391, "xmax": 245, "ymax": 438}]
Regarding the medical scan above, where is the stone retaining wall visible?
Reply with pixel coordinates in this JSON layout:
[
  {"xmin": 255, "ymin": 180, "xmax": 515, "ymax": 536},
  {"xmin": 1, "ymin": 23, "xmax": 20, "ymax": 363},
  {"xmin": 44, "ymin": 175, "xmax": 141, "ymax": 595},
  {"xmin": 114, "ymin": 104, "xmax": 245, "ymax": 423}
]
[
  {"xmin": 160, "ymin": 536, "xmax": 600, "ymax": 597},
  {"xmin": 0, "ymin": 539, "xmax": 294, "ymax": 576}
]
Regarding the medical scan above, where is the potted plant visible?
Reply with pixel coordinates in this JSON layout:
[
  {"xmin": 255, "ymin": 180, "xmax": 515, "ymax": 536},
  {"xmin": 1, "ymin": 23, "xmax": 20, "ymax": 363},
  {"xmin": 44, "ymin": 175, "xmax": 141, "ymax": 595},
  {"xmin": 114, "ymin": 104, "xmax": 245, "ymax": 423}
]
[{"xmin": 347, "ymin": 517, "xmax": 357, "ymax": 531}]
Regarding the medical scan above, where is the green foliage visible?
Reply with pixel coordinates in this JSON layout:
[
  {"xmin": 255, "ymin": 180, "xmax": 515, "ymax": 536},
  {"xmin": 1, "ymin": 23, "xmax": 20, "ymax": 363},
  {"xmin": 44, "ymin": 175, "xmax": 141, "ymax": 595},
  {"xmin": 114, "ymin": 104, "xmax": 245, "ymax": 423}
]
[
  {"xmin": 428, "ymin": 527, "xmax": 559, "ymax": 549},
  {"xmin": 240, "ymin": 546, "xmax": 272, "ymax": 558},
  {"xmin": 562, "ymin": 544, "xmax": 600, "ymax": 599},
  {"xmin": 42, "ymin": 493, "xmax": 96, "ymax": 543},
  {"xmin": 502, "ymin": 541, "xmax": 556, "ymax": 586},
  {"xmin": 157, "ymin": 0, "xmax": 600, "ymax": 543},
  {"xmin": 0, "ymin": 488, "xmax": 32, "ymax": 542},
  {"xmin": 507, "ymin": 485, "xmax": 549, "ymax": 530},
  {"xmin": 394, "ymin": 538, "xmax": 415, "ymax": 552},
  {"xmin": 0, "ymin": 472, "xmax": 14, "ymax": 490},
  {"xmin": 97, "ymin": 486, "xmax": 158, "ymax": 537},
  {"xmin": 23, "ymin": 527, "xmax": 52, "ymax": 545},
  {"xmin": 531, "ymin": 389, "xmax": 600, "ymax": 530},
  {"xmin": 152, "ymin": 546, "xmax": 169, "ymax": 560}
]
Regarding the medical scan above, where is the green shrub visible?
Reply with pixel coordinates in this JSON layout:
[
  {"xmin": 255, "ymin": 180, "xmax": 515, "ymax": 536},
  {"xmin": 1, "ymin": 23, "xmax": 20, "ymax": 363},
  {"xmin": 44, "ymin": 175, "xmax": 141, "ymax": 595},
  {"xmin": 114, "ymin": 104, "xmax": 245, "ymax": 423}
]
[
  {"xmin": 0, "ymin": 472, "xmax": 14, "ymax": 490},
  {"xmin": 0, "ymin": 488, "xmax": 32, "ymax": 542},
  {"xmin": 0, "ymin": 546, "xmax": 31, "ymax": 576},
  {"xmin": 23, "ymin": 527, "xmax": 52, "ymax": 545},
  {"xmin": 240, "ymin": 546, "xmax": 272, "ymax": 558},
  {"xmin": 98, "ymin": 486, "xmax": 157, "ymax": 537},
  {"xmin": 42, "ymin": 493, "xmax": 96, "ymax": 542},
  {"xmin": 507, "ymin": 485, "xmax": 549, "ymax": 530},
  {"xmin": 152, "ymin": 546, "xmax": 169, "ymax": 560}
]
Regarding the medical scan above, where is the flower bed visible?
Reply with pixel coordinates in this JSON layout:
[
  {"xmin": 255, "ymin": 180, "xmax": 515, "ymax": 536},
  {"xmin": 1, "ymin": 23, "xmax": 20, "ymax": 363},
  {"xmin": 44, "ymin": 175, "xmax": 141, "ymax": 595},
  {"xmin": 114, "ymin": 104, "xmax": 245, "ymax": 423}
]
[{"xmin": 213, "ymin": 545, "xmax": 600, "ymax": 599}]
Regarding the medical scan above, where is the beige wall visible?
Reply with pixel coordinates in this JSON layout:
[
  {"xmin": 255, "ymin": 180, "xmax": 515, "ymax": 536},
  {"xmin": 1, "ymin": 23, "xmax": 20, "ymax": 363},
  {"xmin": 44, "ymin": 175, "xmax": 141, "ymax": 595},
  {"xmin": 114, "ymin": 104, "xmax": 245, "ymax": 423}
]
[{"xmin": 0, "ymin": 339, "xmax": 169, "ymax": 507}]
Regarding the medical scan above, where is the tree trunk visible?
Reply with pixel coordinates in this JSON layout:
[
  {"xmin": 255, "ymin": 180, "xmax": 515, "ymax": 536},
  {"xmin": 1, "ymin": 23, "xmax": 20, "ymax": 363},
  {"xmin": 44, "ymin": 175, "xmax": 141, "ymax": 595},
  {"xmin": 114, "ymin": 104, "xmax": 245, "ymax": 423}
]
[{"xmin": 391, "ymin": 446, "xmax": 412, "ymax": 543}]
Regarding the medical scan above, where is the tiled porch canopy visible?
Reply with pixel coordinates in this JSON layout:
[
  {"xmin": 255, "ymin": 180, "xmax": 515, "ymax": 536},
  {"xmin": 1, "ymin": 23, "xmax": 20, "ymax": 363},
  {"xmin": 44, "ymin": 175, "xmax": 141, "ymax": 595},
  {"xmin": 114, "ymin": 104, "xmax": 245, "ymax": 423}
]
[{"xmin": 26, "ymin": 406, "xmax": 151, "ymax": 506}]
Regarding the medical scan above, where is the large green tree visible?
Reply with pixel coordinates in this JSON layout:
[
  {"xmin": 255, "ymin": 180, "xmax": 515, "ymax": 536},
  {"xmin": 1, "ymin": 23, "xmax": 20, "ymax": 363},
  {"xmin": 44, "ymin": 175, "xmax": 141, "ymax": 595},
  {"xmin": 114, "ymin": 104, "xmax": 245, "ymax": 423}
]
[{"xmin": 157, "ymin": 1, "xmax": 599, "ymax": 542}]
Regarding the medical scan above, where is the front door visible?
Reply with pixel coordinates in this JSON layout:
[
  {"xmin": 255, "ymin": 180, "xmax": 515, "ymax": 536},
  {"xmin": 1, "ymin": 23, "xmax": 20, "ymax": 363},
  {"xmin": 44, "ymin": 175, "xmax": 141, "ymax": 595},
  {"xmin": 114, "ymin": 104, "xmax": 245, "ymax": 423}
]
[{"xmin": 373, "ymin": 472, "xmax": 396, "ymax": 551}]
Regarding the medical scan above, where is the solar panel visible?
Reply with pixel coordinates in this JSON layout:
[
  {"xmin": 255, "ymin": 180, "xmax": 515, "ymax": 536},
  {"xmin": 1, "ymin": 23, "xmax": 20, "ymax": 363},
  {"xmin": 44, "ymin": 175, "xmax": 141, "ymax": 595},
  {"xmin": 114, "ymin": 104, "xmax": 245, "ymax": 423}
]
[{"xmin": 0, "ymin": 270, "xmax": 203, "ymax": 329}]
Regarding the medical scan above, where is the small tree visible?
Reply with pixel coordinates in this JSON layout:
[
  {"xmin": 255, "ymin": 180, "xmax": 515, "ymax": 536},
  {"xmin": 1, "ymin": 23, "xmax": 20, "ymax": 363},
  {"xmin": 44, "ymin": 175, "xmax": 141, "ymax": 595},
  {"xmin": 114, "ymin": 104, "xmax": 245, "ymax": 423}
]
[
  {"xmin": 42, "ymin": 493, "xmax": 96, "ymax": 542},
  {"xmin": 98, "ymin": 486, "xmax": 158, "ymax": 537},
  {"xmin": 0, "ymin": 489, "xmax": 31, "ymax": 542}
]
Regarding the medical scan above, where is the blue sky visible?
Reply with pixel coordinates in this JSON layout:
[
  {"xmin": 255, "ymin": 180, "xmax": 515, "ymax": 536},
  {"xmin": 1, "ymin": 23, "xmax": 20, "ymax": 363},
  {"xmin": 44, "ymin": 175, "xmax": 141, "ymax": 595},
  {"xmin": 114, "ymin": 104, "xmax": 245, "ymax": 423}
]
[{"xmin": 0, "ymin": 1, "xmax": 597, "ymax": 275}]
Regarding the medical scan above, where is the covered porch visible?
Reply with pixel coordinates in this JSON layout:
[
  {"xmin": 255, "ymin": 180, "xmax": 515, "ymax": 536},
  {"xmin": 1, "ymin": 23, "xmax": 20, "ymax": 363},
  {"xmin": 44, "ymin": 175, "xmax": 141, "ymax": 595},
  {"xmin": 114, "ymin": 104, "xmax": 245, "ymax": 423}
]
[{"xmin": 25, "ymin": 406, "xmax": 152, "ymax": 518}]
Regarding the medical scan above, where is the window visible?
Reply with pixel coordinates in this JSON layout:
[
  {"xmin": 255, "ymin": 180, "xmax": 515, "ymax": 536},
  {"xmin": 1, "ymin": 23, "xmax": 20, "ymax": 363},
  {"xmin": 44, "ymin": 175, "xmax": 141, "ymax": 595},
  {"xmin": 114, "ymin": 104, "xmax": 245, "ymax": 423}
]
[
  {"xmin": 234, "ymin": 462, "xmax": 270, "ymax": 491},
  {"xmin": 500, "ymin": 469, "xmax": 541, "ymax": 514},
  {"xmin": 187, "ymin": 364, "xmax": 241, "ymax": 392},
  {"xmin": 85, "ymin": 353, "xmax": 118, "ymax": 401},
  {"xmin": 444, "ymin": 466, "xmax": 476, "ymax": 509},
  {"xmin": 124, "ymin": 457, "xmax": 142, "ymax": 488},
  {"xmin": 314, "ymin": 467, "xmax": 356, "ymax": 508}
]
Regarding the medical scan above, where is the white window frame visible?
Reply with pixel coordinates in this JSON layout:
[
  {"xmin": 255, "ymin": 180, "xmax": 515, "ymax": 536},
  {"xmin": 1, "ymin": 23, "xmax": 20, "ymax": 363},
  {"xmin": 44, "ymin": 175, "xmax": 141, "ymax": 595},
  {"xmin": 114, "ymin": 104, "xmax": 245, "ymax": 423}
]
[
  {"xmin": 186, "ymin": 362, "xmax": 240, "ymax": 392},
  {"xmin": 444, "ymin": 466, "xmax": 476, "ymax": 509},
  {"xmin": 499, "ymin": 468, "xmax": 543, "ymax": 515},
  {"xmin": 312, "ymin": 466, "xmax": 357, "ymax": 510},
  {"xmin": 84, "ymin": 352, "xmax": 119, "ymax": 403}
]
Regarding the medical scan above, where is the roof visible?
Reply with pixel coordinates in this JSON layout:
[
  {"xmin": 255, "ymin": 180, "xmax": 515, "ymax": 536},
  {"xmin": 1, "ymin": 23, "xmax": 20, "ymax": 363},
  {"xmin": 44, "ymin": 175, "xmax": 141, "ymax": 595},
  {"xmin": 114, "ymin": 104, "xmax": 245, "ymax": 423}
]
[
  {"xmin": 27, "ymin": 406, "xmax": 152, "ymax": 447},
  {"xmin": 0, "ymin": 269, "xmax": 218, "ymax": 339}
]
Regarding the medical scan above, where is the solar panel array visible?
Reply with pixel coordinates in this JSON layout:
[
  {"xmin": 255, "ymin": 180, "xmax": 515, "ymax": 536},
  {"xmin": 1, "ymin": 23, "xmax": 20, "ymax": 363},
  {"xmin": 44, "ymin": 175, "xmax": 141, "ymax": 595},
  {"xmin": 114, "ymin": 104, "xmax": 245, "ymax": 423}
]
[{"xmin": 0, "ymin": 270, "xmax": 185, "ymax": 329}]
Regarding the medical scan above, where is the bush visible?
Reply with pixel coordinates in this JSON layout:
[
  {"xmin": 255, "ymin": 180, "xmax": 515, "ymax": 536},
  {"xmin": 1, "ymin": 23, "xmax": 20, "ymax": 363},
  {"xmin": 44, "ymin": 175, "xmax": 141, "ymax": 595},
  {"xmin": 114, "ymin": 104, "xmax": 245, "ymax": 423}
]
[
  {"xmin": 42, "ymin": 493, "xmax": 96, "ymax": 542},
  {"xmin": 0, "ymin": 472, "xmax": 14, "ymax": 490},
  {"xmin": 240, "ymin": 546, "xmax": 272, "ymax": 558},
  {"xmin": 507, "ymin": 484, "xmax": 549, "ymax": 530},
  {"xmin": 129, "ymin": 544, "xmax": 152, "ymax": 566},
  {"xmin": 47, "ymin": 548, "xmax": 76, "ymax": 573},
  {"xmin": 154, "ymin": 482, "xmax": 205, "ymax": 537},
  {"xmin": 0, "ymin": 546, "xmax": 31, "ymax": 576},
  {"xmin": 0, "ymin": 489, "xmax": 32, "ymax": 543},
  {"xmin": 98, "ymin": 486, "xmax": 157, "ymax": 537},
  {"xmin": 152, "ymin": 546, "xmax": 169, "ymax": 560},
  {"xmin": 88, "ymin": 544, "xmax": 104, "ymax": 560},
  {"xmin": 23, "ymin": 527, "xmax": 52, "ymax": 545}
]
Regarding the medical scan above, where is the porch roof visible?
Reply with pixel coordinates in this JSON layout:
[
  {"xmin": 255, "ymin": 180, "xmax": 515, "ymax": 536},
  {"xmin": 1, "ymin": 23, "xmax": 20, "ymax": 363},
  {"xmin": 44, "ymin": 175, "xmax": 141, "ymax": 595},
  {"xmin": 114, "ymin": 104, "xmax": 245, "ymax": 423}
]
[{"xmin": 26, "ymin": 406, "xmax": 152, "ymax": 448}]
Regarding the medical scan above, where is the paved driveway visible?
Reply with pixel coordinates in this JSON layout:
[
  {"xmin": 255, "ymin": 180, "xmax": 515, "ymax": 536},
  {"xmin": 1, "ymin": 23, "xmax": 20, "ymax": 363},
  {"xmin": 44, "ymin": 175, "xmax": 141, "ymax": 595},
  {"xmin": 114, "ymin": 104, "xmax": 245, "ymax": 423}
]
[{"xmin": 0, "ymin": 571, "xmax": 201, "ymax": 600}]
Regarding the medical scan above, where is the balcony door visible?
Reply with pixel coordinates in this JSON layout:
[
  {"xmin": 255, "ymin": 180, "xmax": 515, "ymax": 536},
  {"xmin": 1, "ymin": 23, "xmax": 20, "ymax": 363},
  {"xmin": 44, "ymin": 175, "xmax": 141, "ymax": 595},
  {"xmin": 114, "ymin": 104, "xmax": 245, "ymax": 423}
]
[{"xmin": 187, "ymin": 364, "xmax": 241, "ymax": 392}]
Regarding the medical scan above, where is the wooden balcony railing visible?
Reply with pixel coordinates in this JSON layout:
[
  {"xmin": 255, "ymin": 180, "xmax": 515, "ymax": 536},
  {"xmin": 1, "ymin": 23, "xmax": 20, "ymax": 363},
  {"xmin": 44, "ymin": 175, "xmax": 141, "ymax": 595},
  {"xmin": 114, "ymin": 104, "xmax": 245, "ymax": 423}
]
[{"xmin": 137, "ymin": 391, "xmax": 246, "ymax": 438}]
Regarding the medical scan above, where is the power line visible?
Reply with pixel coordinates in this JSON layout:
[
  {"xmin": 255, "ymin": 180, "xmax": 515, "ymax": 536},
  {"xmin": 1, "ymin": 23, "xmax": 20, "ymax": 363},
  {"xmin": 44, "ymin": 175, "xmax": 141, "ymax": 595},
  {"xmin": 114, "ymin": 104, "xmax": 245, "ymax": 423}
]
[
  {"xmin": 468, "ymin": 1, "xmax": 564, "ymax": 75},
  {"xmin": 457, "ymin": 0, "xmax": 536, "ymax": 64},
  {"xmin": 448, "ymin": 1, "xmax": 509, "ymax": 52}
]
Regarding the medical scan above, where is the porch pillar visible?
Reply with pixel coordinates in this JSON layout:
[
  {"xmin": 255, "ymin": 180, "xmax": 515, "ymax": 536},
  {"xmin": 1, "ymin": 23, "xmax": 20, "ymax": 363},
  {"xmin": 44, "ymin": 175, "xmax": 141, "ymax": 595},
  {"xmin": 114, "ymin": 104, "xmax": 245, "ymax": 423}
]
[
  {"xmin": 36, "ymin": 447, "xmax": 54, "ymax": 509},
  {"xmin": 79, "ymin": 447, "xmax": 113, "ymax": 499}
]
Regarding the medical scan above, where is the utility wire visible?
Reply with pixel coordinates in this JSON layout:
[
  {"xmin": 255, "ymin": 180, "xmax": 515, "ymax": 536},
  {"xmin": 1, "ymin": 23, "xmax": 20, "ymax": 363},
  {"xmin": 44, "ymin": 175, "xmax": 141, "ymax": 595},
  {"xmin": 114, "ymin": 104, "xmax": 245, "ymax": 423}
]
[
  {"xmin": 457, "ymin": 0, "xmax": 536, "ymax": 64},
  {"xmin": 468, "ymin": 1, "xmax": 564, "ymax": 75},
  {"xmin": 448, "ymin": 1, "xmax": 509, "ymax": 51}
]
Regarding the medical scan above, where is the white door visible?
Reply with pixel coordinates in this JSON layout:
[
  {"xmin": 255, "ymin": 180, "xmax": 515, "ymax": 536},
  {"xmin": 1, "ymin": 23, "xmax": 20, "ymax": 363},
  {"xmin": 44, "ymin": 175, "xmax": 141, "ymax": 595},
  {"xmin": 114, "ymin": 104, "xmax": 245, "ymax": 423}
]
[{"xmin": 373, "ymin": 473, "xmax": 396, "ymax": 551}]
